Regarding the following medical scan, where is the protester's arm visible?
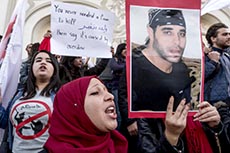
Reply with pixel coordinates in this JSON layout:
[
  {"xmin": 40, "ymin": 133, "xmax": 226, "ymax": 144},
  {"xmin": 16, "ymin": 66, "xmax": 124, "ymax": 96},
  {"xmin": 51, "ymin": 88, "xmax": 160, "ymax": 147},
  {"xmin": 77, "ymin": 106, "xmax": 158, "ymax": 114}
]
[
  {"xmin": 84, "ymin": 58, "xmax": 109, "ymax": 76},
  {"xmin": 0, "ymin": 91, "xmax": 9, "ymax": 129},
  {"xmin": 0, "ymin": 104, "xmax": 8, "ymax": 128},
  {"xmin": 164, "ymin": 97, "xmax": 189, "ymax": 146},
  {"xmin": 0, "ymin": 88, "xmax": 7, "ymax": 128},
  {"xmin": 110, "ymin": 57, "xmax": 125, "ymax": 72},
  {"xmin": 138, "ymin": 97, "xmax": 189, "ymax": 153},
  {"xmin": 0, "ymin": 90, "xmax": 22, "ymax": 129},
  {"xmin": 205, "ymin": 52, "xmax": 220, "ymax": 79}
]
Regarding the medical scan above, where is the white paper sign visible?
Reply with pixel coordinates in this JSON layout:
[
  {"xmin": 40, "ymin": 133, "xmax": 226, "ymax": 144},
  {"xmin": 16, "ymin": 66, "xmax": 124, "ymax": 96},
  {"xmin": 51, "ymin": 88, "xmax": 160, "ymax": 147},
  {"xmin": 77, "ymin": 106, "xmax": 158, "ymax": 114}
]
[{"xmin": 51, "ymin": 1, "xmax": 115, "ymax": 58}]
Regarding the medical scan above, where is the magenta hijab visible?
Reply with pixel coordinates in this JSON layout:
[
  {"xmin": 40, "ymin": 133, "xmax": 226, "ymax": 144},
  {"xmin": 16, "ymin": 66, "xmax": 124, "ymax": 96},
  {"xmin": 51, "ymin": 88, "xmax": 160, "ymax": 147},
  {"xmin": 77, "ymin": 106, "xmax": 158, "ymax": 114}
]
[{"xmin": 45, "ymin": 76, "xmax": 128, "ymax": 153}]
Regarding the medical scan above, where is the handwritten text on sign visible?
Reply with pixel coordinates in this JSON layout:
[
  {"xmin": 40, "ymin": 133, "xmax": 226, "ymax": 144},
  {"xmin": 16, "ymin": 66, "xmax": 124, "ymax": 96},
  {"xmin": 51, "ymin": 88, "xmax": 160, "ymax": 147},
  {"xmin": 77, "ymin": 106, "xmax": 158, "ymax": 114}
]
[{"xmin": 51, "ymin": 1, "xmax": 115, "ymax": 58}]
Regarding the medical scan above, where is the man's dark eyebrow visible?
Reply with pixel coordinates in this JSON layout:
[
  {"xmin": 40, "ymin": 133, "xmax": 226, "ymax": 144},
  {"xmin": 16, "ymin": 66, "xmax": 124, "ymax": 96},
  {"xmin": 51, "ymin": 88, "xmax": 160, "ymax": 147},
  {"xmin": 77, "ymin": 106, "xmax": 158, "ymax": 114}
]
[
  {"xmin": 161, "ymin": 27, "xmax": 173, "ymax": 31},
  {"xmin": 222, "ymin": 32, "xmax": 230, "ymax": 35},
  {"xmin": 180, "ymin": 29, "xmax": 186, "ymax": 33},
  {"xmin": 161, "ymin": 27, "xmax": 186, "ymax": 33}
]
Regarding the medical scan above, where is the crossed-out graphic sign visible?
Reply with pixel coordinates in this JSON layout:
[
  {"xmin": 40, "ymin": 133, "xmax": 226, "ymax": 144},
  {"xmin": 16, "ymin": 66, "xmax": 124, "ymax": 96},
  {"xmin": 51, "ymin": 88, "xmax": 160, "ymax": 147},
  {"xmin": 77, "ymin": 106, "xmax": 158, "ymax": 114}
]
[{"xmin": 10, "ymin": 100, "xmax": 52, "ymax": 139}]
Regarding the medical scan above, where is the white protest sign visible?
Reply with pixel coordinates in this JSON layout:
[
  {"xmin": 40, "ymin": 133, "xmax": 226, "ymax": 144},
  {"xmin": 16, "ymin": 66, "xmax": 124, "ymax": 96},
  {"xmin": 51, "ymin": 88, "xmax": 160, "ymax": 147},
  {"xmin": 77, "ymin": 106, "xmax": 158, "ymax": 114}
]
[{"xmin": 51, "ymin": 1, "xmax": 115, "ymax": 58}]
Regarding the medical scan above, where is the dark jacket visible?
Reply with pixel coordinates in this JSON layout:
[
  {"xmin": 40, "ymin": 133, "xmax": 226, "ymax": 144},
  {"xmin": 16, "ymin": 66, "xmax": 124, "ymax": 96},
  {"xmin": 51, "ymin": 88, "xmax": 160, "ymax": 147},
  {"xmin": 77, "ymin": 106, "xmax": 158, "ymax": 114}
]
[
  {"xmin": 118, "ymin": 67, "xmax": 139, "ymax": 153},
  {"xmin": 204, "ymin": 47, "xmax": 229, "ymax": 104},
  {"xmin": 118, "ymin": 67, "xmax": 136, "ymax": 128},
  {"xmin": 18, "ymin": 59, "xmax": 31, "ymax": 88},
  {"xmin": 137, "ymin": 103, "xmax": 230, "ymax": 153},
  {"xmin": 110, "ymin": 57, "xmax": 125, "ymax": 90}
]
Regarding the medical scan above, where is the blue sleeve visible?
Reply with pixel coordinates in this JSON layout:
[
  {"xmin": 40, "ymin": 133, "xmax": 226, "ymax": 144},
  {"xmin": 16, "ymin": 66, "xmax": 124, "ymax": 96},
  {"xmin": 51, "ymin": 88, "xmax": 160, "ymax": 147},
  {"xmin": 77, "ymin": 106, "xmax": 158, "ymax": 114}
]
[
  {"xmin": 0, "ymin": 104, "xmax": 8, "ymax": 129},
  {"xmin": 205, "ymin": 55, "xmax": 219, "ymax": 79},
  {"xmin": 0, "ymin": 90, "xmax": 23, "ymax": 129}
]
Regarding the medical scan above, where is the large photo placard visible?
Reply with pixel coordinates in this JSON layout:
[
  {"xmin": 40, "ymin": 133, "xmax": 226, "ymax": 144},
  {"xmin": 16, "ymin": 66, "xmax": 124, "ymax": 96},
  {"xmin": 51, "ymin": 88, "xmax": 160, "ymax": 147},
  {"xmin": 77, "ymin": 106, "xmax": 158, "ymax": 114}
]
[
  {"xmin": 51, "ymin": 1, "xmax": 115, "ymax": 58},
  {"xmin": 126, "ymin": 0, "xmax": 203, "ymax": 118}
]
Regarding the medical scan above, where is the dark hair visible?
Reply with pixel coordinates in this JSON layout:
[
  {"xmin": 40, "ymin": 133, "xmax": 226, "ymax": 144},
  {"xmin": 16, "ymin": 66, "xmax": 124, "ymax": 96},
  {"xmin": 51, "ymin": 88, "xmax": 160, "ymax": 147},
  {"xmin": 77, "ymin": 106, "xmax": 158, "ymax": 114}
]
[
  {"xmin": 60, "ymin": 56, "xmax": 81, "ymax": 70},
  {"xmin": 205, "ymin": 23, "xmax": 228, "ymax": 47},
  {"xmin": 115, "ymin": 43, "xmax": 126, "ymax": 61},
  {"xmin": 31, "ymin": 42, "xmax": 40, "ymax": 56},
  {"xmin": 60, "ymin": 56, "xmax": 83, "ymax": 80},
  {"xmin": 21, "ymin": 50, "xmax": 61, "ymax": 100},
  {"xmin": 0, "ymin": 35, "xmax": 2, "ymax": 41}
]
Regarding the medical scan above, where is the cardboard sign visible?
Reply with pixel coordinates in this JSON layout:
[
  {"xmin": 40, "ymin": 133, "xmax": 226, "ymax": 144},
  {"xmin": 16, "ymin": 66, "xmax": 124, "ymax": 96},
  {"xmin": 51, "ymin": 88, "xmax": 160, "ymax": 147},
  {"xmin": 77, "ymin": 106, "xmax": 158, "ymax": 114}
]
[{"xmin": 51, "ymin": 1, "xmax": 115, "ymax": 58}]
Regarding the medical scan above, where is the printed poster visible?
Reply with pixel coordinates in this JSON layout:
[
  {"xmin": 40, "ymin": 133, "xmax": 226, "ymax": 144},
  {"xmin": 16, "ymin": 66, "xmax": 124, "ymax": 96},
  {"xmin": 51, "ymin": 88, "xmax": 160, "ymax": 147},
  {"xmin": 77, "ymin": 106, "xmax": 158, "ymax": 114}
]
[{"xmin": 126, "ymin": 0, "xmax": 203, "ymax": 118}]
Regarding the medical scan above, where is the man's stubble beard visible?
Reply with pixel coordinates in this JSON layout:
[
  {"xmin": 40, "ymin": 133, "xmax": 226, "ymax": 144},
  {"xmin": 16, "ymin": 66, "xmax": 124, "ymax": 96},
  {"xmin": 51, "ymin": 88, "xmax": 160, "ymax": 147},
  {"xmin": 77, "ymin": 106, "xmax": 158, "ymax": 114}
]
[{"xmin": 152, "ymin": 38, "xmax": 184, "ymax": 63}]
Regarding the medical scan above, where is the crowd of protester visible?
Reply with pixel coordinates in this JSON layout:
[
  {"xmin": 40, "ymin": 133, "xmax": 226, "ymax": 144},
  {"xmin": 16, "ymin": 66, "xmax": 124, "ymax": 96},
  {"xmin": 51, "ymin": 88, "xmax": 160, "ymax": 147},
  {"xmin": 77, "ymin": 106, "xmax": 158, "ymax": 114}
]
[{"xmin": 0, "ymin": 13, "xmax": 230, "ymax": 153}]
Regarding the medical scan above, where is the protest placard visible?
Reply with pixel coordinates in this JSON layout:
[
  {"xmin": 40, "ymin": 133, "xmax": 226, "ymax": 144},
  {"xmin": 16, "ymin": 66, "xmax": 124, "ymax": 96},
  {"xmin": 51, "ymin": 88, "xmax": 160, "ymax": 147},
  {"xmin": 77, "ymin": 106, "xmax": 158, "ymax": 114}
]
[
  {"xmin": 51, "ymin": 1, "xmax": 115, "ymax": 58},
  {"xmin": 126, "ymin": 0, "xmax": 202, "ymax": 118}
]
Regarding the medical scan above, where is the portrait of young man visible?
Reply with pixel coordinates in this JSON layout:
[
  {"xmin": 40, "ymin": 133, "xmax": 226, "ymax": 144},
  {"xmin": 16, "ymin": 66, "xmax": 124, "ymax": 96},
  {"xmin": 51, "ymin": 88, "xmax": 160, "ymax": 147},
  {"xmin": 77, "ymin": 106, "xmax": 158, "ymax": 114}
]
[{"xmin": 128, "ymin": 7, "xmax": 202, "ymax": 117}]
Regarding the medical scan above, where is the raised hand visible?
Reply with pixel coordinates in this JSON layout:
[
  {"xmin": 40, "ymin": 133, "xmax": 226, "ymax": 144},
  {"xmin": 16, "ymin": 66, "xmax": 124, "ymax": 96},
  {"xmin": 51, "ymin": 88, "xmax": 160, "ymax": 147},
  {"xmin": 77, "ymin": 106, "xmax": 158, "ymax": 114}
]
[
  {"xmin": 207, "ymin": 51, "xmax": 220, "ymax": 63},
  {"xmin": 164, "ymin": 96, "xmax": 190, "ymax": 145},
  {"xmin": 193, "ymin": 101, "xmax": 220, "ymax": 128},
  {"xmin": 127, "ymin": 121, "xmax": 138, "ymax": 136}
]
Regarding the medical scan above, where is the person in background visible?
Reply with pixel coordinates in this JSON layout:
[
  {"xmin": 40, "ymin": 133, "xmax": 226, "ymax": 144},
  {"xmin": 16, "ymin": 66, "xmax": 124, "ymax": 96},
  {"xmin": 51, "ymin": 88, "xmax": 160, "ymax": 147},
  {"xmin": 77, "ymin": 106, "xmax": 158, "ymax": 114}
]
[
  {"xmin": 98, "ymin": 46, "xmax": 115, "ymax": 92},
  {"xmin": 118, "ymin": 68, "xmax": 139, "ymax": 153},
  {"xmin": 59, "ymin": 56, "xmax": 109, "ymax": 85},
  {"xmin": 110, "ymin": 43, "xmax": 126, "ymax": 92},
  {"xmin": 18, "ymin": 42, "xmax": 40, "ymax": 88},
  {"xmin": 204, "ymin": 23, "xmax": 230, "ymax": 105},
  {"xmin": 110, "ymin": 43, "xmax": 126, "ymax": 130},
  {"xmin": 0, "ymin": 50, "xmax": 61, "ymax": 153},
  {"xmin": 54, "ymin": 54, "xmax": 62, "ymax": 63},
  {"xmin": 42, "ymin": 76, "xmax": 128, "ymax": 153}
]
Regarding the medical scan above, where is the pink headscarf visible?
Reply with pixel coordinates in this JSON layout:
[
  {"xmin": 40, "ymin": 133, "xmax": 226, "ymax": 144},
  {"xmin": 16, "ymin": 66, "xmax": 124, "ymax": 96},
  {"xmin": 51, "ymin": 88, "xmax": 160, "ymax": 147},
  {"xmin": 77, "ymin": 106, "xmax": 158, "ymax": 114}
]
[{"xmin": 45, "ymin": 76, "xmax": 128, "ymax": 153}]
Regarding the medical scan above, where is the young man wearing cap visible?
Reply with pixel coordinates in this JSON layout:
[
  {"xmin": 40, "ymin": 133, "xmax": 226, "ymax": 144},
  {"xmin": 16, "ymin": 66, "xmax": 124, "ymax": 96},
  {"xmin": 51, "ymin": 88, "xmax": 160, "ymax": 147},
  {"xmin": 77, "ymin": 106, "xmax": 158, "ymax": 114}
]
[{"xmin": 131, "ymin": 9, "xmax": 194, "ymax": 111}]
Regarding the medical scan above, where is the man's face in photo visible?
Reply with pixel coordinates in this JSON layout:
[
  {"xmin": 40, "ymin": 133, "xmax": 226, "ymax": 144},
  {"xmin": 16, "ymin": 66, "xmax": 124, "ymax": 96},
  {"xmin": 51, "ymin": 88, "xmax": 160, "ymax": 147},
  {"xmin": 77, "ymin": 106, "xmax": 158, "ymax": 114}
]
[{"xmin": 153, "ymin": 25, "xmax": 186, "ymax": 63}]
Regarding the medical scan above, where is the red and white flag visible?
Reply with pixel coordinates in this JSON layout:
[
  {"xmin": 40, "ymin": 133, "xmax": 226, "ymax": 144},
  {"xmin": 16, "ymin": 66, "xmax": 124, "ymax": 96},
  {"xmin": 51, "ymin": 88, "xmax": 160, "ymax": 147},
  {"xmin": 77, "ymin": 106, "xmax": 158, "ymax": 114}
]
[{"xmin": 0, "ymin": 0, "xmax": 28, "ymax": 108}]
